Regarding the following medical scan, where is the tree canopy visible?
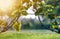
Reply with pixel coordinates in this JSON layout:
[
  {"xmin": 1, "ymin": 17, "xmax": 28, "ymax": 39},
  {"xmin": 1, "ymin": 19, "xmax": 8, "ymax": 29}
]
[{"xmin": 0, "ymin": 0, "xmax": 60, "ymax": 33}]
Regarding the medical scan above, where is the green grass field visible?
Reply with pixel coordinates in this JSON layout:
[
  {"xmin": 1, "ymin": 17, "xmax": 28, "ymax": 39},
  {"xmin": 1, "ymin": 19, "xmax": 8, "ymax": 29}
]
[{"xmin": 0, "ymin": 30, "xmax": 60, "ymax": 39}]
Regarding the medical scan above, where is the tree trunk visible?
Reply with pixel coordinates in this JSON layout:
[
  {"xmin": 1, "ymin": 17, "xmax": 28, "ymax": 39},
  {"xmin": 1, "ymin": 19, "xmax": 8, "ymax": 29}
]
[
  {"xmin": 38, "ymin": 15, "xmax": 43, "ymax": 24},
  {"xmin": 0, "ymin": 13, "xmax": 21, "ymax": 33}
]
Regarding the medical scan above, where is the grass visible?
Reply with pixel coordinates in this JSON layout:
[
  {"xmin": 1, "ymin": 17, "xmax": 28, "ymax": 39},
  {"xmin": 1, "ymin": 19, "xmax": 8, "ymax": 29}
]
[{"xmin": 0, "ymin": 31, "xmax": 60, "ymax": 39}]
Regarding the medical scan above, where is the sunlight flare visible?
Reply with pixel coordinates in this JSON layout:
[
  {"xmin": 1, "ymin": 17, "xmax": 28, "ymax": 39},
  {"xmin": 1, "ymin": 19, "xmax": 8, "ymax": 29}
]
[{"xmin": 0, "ymin": 0, "xmax": 15, "ymax": 12}]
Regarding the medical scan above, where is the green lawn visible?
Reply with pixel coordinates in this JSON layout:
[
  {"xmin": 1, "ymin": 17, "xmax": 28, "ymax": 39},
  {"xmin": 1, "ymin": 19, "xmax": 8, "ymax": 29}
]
[{"xmin": 0, "ymin": 31, "xmax": 60, "ymax": 39}]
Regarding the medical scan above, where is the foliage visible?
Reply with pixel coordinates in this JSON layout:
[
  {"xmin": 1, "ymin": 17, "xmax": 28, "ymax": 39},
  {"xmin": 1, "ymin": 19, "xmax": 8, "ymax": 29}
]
[
  {"xmin": 0, "ymin": 0, "xmax": 31, "ymax": 32},
  {"xmin": 14, "ymin": 21, "xmax": 22, "ymax": 31},
  {"xmin": 0, "ymin": 0, "xmax": 60, "ymax": 32}
]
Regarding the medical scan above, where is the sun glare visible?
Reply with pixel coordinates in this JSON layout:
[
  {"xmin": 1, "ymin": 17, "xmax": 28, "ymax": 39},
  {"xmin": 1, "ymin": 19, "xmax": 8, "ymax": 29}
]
[{"xmin": 0, "ymin": 0, "xmax": 14, "ymax": 12}]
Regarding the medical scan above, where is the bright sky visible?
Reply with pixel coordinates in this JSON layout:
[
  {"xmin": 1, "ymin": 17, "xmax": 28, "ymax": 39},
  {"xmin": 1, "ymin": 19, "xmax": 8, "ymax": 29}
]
[
  {"xmin": 0, "ymin": 0, "xmax": 41, "ymax": 20},
  {"xmin": 24, "ymin": 6, "xmax": 36, "ymax": 19},
  {"xmin": 0, "ymin": 0, "xmax": 14, "ymax": 12}
]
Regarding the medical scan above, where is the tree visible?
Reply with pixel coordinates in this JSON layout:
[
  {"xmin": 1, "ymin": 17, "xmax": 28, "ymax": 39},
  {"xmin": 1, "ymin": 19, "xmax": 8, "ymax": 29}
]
[
  {"xmin": 0, "ymin": 0, "xmax": 31, "ymax": 33},
  {"xmin": 0, "ymin": 0, "xmax": 45, "ymax": 33},
  {"xmin": 0, "ymin": 0, "xmax": 59, "ymax": 33}
]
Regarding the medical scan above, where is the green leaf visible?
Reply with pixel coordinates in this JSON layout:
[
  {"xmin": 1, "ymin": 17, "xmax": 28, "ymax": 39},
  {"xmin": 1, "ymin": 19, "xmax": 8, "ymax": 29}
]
[
  {"xmin": 35, "ymin": 8, "xmax": 43, "ymax": 16},
  {"xmin": 21, "ymin": 11, "xmax": 28, "ymax": 16},
  {"xmin": 13, "ymin": 21, "xmax": 22, "ymax": 31}
]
